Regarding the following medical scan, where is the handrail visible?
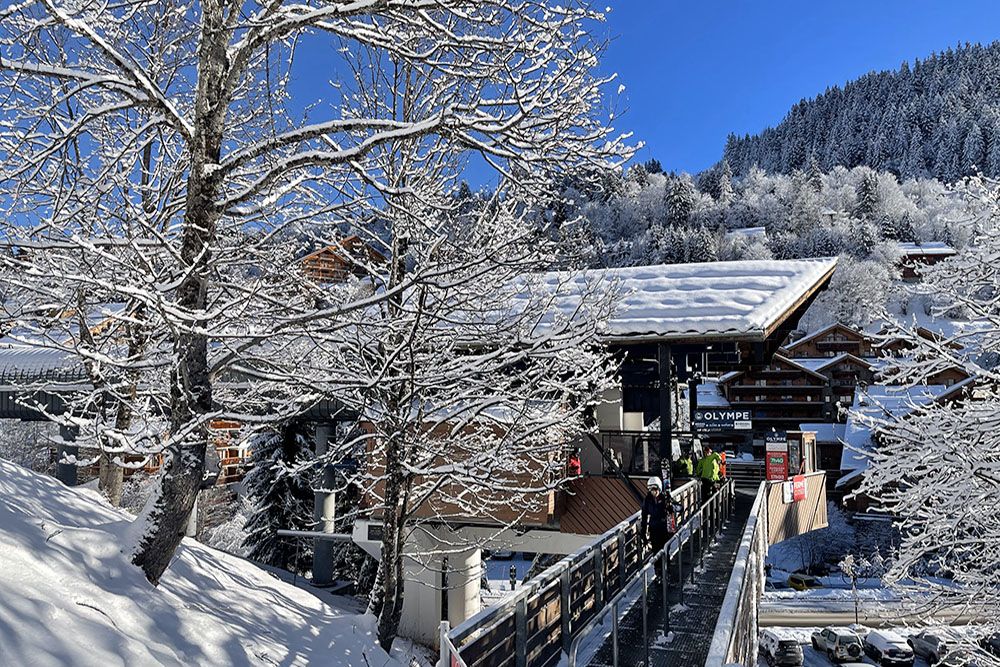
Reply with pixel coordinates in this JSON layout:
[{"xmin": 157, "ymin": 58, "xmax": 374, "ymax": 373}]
[{"xmin": 705, "ymin": 481, "xmax": 766, "ymax": 666}]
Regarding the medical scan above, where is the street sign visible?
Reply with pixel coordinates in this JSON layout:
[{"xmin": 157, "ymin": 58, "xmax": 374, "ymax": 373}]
[
  {"xmin": 766, "ymin": 431, "xmax": 789, "ymax": 481},
  {"xmin": 781, "ymin": 475, "xmax": 807, "ymax": 503},
  {"xmin": 692, "ymin": 408, "xmax": 752, "ymax": 432},
  {"xmin": 792, "ymin": 474, "xmax": 807, "ymax": 502}
]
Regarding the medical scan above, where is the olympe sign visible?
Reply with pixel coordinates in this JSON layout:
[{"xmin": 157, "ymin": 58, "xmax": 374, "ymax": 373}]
[{"xmin": 692, "ymin": 409, "xmax": 752, "ymax": 432}]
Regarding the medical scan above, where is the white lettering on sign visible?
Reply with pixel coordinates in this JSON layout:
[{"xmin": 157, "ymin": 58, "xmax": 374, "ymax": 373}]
[{"xmin": 693, "ymin": 410, "xmax": 752, "ymax": 422}]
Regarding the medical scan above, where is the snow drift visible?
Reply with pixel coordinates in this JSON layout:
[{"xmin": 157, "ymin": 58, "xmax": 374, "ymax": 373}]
[{"xmin": 0, "ymin": 459, "xmax": 399, "ymax": 666}]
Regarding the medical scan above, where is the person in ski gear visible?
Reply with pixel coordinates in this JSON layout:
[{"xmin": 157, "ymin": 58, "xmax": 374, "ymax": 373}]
[
  {"xmin": 640, "ymin": 477, "xmax": 671, "ymax": 579},
  {"xmin": 675, "ymin": 452, "xmax": 694, "ymax": 477},
  {"xmin": 696, "ymin": 446, "xmax": 722, "ymax": 499}
]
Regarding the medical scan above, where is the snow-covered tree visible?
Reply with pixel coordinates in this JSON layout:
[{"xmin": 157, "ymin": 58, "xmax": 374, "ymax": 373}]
[
  {"xmin": 242, "ymin": 427, "xmax": 314, "ymax": 573},
  {"xmin": 0, "ymin": 0, "xmax": 630, "ymax": 588},
  {"xmin": 859, "ymin": 177, "xmax": 1000, "ymax": 639},
  {"xmin": 312, "ymin": 189, "xmax": 619, "ymax": 646}
]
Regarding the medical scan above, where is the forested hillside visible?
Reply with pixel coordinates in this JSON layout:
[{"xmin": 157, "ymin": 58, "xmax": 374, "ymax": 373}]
[
  {"xmin": 722, "ymin": 42, "xmax": 1000, "ymax": 181},
  {"xmin": 551, "ymin": 162, "xmax": 988, "ymax": 329}
]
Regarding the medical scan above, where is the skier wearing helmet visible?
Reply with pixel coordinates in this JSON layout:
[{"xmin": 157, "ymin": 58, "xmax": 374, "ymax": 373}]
[{"xmin": 640, "ymin": 476, "xmax": 671, "ymax": 579}]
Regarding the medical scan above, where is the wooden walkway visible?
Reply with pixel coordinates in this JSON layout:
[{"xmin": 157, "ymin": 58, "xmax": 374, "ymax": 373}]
[{"xmin": 586, "ymin": 489, "xmax": 755, "ymax": 667}]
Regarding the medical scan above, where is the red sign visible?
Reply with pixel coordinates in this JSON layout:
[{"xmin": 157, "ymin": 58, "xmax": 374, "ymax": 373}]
[
  {"xmin": 766, "ymin": 452, "xmax": 788, "ymax": 481},
  {"xmin": 792, "ymin": 474, "xmax": 807, "ymax": 502}
]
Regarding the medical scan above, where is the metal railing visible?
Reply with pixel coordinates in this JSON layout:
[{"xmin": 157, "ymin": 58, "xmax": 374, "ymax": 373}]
[
  {"xmin": 705, "ymin": 481, "xmax": 768, "ymax": 667},
  {"xmin": 440, "ymin": 479, "xmax": 735, "ymax": 667}
]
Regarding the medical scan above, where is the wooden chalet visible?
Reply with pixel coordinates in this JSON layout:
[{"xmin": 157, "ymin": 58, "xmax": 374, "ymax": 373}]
[
  {"xmin": 895, "ymin": 242, "xmax": 956, "ymax": 282},
  {"xmin": 783, "ymin": 322, "xmax": 876, "ymax": 358},
  {"xmin": 718, "ymin": 355, "xmax": 829, "ymax": 447},
  {"xmin": 299, "ymin": 236, "xmax": 386, "ymax": 283}
]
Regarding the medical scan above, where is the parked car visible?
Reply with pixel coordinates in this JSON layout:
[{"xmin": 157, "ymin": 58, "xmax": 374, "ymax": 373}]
[
  {"xmin": 759, "ymin": 629, "xmax": 803, "ymax": 666},
  {"xmin": 940, "ymin": 648, "xmax": 984, "ymax": 667},
  {"xmin": 864, "ymin": 629, "xmax": 915, "ymax": 667},
  {"xmin": 909, "ymin": 630, "xmax": 949, "ymax": 664},
  {"xmin": 980, "ymin": 633, "xmax": 1000, "ymax": 657},
  {"xmin": 811, "ymin": 627, "xmax": 864, "ymax": 662},
  {"xmin": 787, "ymin": 573, "xmax": 823, "ymax": 591}
]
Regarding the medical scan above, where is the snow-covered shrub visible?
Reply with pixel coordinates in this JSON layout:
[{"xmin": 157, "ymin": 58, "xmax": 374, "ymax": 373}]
[{"xmin": 0, "ymin": 421, "xmax": 55, "ymax": 473}]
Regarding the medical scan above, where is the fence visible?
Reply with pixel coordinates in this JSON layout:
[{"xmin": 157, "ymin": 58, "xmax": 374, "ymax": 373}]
[
  {"xmin": 567, "ymin": 481, "xmax": 736, "ymax": 667},
  {"xmin": 441, "ymin": 479, "xmax": 735, "ymax": 667}
]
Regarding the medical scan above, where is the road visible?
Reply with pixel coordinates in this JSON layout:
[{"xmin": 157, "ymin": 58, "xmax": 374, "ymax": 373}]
[{"xmin": 761, "ymin": 599, "xmax": 990, "ymax": 627}]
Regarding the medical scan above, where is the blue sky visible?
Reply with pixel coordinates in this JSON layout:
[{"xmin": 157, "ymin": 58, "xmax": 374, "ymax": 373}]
[{"xmin": 602, "ymin": 0, "xmax": 1000, "ymax": 175}]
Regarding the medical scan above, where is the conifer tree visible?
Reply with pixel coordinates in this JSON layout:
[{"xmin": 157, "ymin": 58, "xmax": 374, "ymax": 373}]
[
  {"xmin": 243, "ymin": 426, "xmax": 315, "ymax": 573},
  {"xmin": 854, "ymin": 171, "xmax": 881, "ymax": 221}
]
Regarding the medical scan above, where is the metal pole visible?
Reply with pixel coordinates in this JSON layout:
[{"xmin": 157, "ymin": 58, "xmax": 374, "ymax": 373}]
[
  {"xmin": 515, "ymin": 597, "xmax": 528, "ymax": 667},
  {"xmin": 313, "ymin": 423, "xmax": 337, "ymax": 585},
  {"xmin": 643, "ymin": 569, "xmax": 650, "ymax": 667},
  {"xmin": 439, "ymin": 621, "xmax": 450, "ymax": 667},
  {"xmin": 689, "ymin": 528, "xmax": 696, "ymax": 584},
  {"xmin": 612, "ymin": 599, "xmax": 619, "ymax": 667},
  {"xmin": 658, "ymin": 342, "xmax": 672, "ymax": 486},
  {"xmin": 677, "ymin": 540, "xmax": 684, "ymax": 604},
  {"xmin": 662, "ymin": 549, "xmax": 670, "ymax": 634},
  {"xmin": 560, "ymin": 569, "xmax": 572, "ymax": 654}
]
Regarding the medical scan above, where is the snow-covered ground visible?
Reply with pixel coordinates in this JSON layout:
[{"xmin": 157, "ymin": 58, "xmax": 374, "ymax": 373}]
[{"xmin": 0, "ymin": 459, "xmax": 402, "ymax": 667}]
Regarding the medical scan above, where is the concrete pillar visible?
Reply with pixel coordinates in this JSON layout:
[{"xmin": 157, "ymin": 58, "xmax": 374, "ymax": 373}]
[
  {"xmin": 397, "ymin": 530, "xmax": 483, "ymax": 646},
  {"xmin": 55, "ymin": 424, "xmax": 79, "ymax": 486},
  {"xmin": 446, "ymin": 546, "xmax": 482, "ymax": 629},
  {"xmin": 399, "ymin": 531, "xmax": 445, "ymax": 645},
  {"xmin": 313, "ymin": 423, "xmax": 337, "ymax": 585},
  {"xmin": 185, "ymin": 494, "xmax": 199, "ymax": 538}
]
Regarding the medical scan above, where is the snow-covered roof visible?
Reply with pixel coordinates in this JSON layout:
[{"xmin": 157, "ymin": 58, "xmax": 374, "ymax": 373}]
[
  {"xmin": 698, "ymin": 381, "xmax": 730, "ymax": 408},
  {"xmin": 838, "ymin": 380, "xmax": 974, "ymax": 477},
  {"xmin": 798, "ymin": 422, "xmax": 846, "ymax": 443},
  {"xmin": 695, "ymin": 379, "xmax": 730, "ymax": 408},
  {"xmin": 724, "ymin": 226, "xmax": 767, "ymax": 239},
  {"xmin": 529, "ymin": 258, "xmax": 837, "ymax": 343},
  {"xmin": 784, "ymin": 322, "xmax": 866, "ymax": 350},
  {"xmin": 0, "ymin": 344, "xmax": 86, "ymax": 387},
  {"xmin": 896, "ymin": 242, "xmax": 956, "ymax": 257},
  {"xmin": 720, "ymin": 354, "xmax": 829, "ymax": 383},
  {"xmin": 791, "ymin": 353, "xmax": 873, "ymax": 373}
]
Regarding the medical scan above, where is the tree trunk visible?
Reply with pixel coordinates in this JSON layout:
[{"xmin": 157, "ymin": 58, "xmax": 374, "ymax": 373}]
[
  {"xmin": 376, "ymin": 435, "xmax": 406, "ymax": 651},
  {"xmin": 99, "ymin": 454, "xmax": 124, "ymax": 506},
  {"xmin": 129, "ymin": 0, "xmax": 226, "ymax": 585}
]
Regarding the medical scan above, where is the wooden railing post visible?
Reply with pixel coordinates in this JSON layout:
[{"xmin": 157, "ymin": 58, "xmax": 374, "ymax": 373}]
[
  {"xmin": 595, "ymin": 547, "xmax": 605, "ymax": 607},
  {"xmin": 560, "ymin": 568, "xmax": 572, "ymax": 654},
  {"xmin": 515, "ymin": 596, "xmax": 528, "ymax": 667}
]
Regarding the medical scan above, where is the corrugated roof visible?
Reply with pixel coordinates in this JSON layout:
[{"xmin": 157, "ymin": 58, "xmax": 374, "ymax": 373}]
[
  {"xmin": 0, "ymin": 345, "xmax": 86, "ymax": 386},
  {"xmin": 559, "ymin": 476, "xmax": 645, "ymax": 535},
  {"xmin": 528, "ymin": 257, "xmax": 838, "ymax": 343}
]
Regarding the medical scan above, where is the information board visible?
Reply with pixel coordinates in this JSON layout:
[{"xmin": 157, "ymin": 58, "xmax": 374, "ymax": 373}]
[{"xmin": 692, "ymin": 408, "xmax": 752, "ymax": 432}]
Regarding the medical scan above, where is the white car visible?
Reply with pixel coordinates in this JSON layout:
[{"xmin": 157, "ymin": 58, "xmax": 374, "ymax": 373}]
[
  {"xmin": 864, "ymin": 630, "xmax": 915, "ymax": 667},
  {"xmin": 811, "ymin": 626, "xmax": 864, "ymax": 662}
]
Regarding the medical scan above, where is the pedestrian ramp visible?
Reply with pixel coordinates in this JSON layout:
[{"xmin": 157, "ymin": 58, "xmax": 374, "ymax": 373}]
[{"xmin": 440, "ymin": 472, "xmax": 828, "ymax": 667}]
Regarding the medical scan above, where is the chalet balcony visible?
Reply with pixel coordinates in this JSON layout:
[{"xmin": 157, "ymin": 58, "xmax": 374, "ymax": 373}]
[
  {"xmin": 815, "ymin": 340, "xmax": 863, "ymax": 352},
  {"xmin": 728, "ymin": 384, "xmax": 826, "ymax": 391},
  {"xmin": 729, "ymin": 399, "xmax": 823, "ymax": 406}
]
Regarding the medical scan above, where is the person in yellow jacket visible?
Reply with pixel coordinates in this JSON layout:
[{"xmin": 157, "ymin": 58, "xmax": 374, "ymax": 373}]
[
  {"xmin": 695, "ymin": 446, "xmax": 723, "ymax": 499},
  {"xmin": 674, "ymin": 452, "xmax": 694, "ymax": 477}
]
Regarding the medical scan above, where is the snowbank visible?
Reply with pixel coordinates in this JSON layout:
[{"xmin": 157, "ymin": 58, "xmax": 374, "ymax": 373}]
[{"xmin": 0, "ymin": 459, "xmax": 400, "ymax": 667}]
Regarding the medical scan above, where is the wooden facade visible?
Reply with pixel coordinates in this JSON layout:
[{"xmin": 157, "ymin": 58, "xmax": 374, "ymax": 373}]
[
  {"xmin": 720, "ymin": 355, "xmax": 829, "ymax": 435},
  {"xmin": 299, "ymin": 236, "xmax": 386, "ymax": 283},
  {"xmin": 783, "ymin": 323, "xmax": 876, "ymax": 358}
]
